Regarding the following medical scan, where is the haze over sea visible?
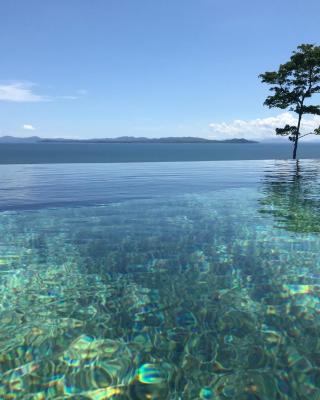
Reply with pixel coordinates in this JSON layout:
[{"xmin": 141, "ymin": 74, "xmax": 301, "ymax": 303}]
[{"xmin": 1, "ymin": 142, "xmax": 320, "ymax": 164}]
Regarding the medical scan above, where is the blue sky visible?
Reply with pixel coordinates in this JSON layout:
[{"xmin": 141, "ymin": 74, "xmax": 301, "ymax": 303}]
[{"xmin": 0, "ymin": 0, "xmax": 320, "ymax": 139}]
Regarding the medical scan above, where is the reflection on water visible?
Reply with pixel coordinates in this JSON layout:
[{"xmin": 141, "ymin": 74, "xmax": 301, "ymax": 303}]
[
  {"xmin": 0, "ymin": 160, "xmax": 320, "ymax": 399},
  {"xmin": 260, "ymin": 160, "xmax": 320, "ymax": 233}
]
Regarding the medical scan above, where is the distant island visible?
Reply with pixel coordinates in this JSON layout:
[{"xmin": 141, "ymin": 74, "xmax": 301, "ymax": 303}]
[{"xmin": 0, "ymin": 136, "xmax": 257, "ymax": 144}]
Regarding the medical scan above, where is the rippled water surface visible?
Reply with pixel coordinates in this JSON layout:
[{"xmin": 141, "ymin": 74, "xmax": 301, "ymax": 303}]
[{"xmin": 1, "ymin": 160, "xmax": 320, "ymax": 399}]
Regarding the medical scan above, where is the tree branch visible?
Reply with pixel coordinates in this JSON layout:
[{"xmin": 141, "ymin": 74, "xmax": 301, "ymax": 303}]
[{"xmin": 299, "ymin": 132, "xmax": 314, "ymax": 139}]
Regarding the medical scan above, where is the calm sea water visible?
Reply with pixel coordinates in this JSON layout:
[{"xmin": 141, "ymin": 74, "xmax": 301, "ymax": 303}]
[
  {"xmin": 0, "ymin": 142, "xmax": 320, "ymax": 163},
  {"xmin": 1, "ymin": 160, "xmax": 320, "ymax": 399}
]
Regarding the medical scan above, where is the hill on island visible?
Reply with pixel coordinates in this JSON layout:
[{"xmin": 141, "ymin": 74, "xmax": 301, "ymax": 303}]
[{"xmin": 0, "ymin": 136, "xmax": 257, "ymax": 144}]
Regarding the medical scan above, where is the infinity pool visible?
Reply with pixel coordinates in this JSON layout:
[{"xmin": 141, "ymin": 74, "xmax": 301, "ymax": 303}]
[{"xmin": 0, "ymin": 160, "xmax": 320, "ymax": 399}]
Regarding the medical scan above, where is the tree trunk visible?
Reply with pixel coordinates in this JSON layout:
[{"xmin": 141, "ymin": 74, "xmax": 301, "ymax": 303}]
[
  {"xmin": 293, "ymin": 136, "xmax": 298, "ymax": 159},
  {"xmin": 293, "ymin": 113, "xmax": 303, "ymax": 160}
]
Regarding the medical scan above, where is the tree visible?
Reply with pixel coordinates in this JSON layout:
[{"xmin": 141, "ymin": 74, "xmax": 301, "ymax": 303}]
[{"xmin": 260, "ymin": 44, "xmax": 320, "ymax": 159}]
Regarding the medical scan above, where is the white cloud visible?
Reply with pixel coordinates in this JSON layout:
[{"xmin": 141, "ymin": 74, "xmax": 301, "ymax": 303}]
[
  {"xmin": 0, "ymin": 82, "xmax": 47, "ymax": 102},
  {"xmin": 0, "ymin": 82, "xmax": 87, "ymax": 103},
  {"xmin": 209, "ymin": 112, "xmax": 320, "ymax": 141},
  {"xmin": 23, "ymin": 124, "xmax": 35, "ymax": 131}
]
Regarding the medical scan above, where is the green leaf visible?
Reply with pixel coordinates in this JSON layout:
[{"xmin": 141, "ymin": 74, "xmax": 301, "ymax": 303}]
[
  {"xmin": 275, "ymin": 125, "xmax": 297, "ymax": 136},
  {"xmin": 259, "ymin": 43, "xmax": 320, "ymax": 158}
]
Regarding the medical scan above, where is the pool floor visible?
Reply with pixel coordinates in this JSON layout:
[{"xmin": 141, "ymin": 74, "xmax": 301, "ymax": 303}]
[{"xmin": 0, "ymin": 160, "xmax": 320, "ymax": 399}]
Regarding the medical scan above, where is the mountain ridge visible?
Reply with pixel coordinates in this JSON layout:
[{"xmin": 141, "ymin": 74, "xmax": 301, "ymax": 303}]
[{"xmin": 0, "ymin": 136, "xmax": 258, "ymax": 144}]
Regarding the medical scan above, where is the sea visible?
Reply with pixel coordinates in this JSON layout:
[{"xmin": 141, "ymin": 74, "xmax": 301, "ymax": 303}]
[{"xmin": 0, "ymin": 142, "xmax": 320, "ymax": 163}]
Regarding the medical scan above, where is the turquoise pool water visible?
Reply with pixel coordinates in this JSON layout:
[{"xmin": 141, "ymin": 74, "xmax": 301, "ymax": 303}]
[{"xmin": 0, "ymin": 160, "xmax": 320, "ymax": 399}]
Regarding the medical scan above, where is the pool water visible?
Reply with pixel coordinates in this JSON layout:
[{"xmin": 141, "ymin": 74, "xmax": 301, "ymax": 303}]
[{"xmin": 0, "ymin": 160, "xmax": 320, "ymax": 399}]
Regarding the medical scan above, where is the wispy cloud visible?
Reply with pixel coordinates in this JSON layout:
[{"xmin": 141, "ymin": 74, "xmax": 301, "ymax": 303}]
[
  {"xmin": 0, "ymin": 82, "xmax": 47, "ymax": 102},
  {"xmin": 209, "ymin": 112, "xmax": 320, "ymax": 141},
  {"xmin": 56, "ymin": 89, "xmax": 87, "ymax": 101},
  {"xmin": 22, "ymin": 124, "xmax": 35, "ymax": 131},
  {"xmin": 0, "ymin": 82, "xmax": 87, "ymax": 103},
  {"xmin": 76, "ymin": 89, "xmax": 87, "ymax": 95},
  {"xmin": 57, "ymin": 95, "xmax": 78, "ymax": 100}
]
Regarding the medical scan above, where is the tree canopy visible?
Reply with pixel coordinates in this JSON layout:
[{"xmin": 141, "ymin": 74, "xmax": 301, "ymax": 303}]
[{"xmin": 260, "ymin": 44, "xmax": 320, "ymax": 159}]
